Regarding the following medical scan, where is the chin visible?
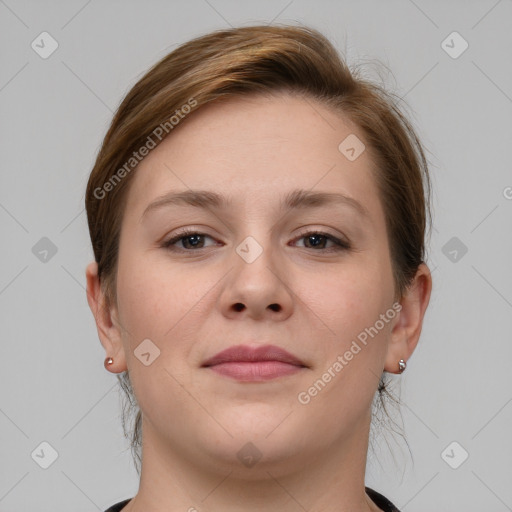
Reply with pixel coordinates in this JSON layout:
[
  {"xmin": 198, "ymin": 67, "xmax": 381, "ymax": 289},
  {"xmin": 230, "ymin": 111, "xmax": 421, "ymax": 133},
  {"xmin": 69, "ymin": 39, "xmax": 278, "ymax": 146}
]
[{"xmin": 200, "ymin": 438, "xmax": 310, "ymax": 481}]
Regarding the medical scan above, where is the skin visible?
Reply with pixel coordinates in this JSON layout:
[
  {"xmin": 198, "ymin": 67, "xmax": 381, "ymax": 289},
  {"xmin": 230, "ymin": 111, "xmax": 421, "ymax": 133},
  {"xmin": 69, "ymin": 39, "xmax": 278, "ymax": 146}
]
[{"xmin": 86, "ymin": 92, "xmax": 431, "ymax": 512}]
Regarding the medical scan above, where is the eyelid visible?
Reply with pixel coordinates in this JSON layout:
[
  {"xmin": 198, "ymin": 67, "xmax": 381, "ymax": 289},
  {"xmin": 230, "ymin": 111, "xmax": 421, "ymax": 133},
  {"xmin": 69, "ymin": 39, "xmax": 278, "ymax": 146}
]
[{"xmin": 293, "ymin": 227, "xmax": 349, "ymax": 242}]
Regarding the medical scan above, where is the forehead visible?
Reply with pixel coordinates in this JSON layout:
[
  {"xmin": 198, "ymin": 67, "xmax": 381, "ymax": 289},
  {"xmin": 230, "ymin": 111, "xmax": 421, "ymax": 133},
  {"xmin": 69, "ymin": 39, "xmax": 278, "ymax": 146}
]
[{"xmin": 123, "ymin": 92, "xmax": 382, "ymax": 219}]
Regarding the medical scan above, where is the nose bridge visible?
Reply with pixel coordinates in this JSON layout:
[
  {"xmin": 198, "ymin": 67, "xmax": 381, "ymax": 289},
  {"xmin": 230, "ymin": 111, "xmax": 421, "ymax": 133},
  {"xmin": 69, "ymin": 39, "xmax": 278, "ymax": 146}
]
[
  {"xmin": 232, "ymin": 229, "xmax": 281, "ymax": 286},
  {"xmin": 235, "ymin": 233, "xmax": 268, "ymax": 266},
  {"xmin": 229, "ymin": 206, "xmax": 275, "ymax": 263}
]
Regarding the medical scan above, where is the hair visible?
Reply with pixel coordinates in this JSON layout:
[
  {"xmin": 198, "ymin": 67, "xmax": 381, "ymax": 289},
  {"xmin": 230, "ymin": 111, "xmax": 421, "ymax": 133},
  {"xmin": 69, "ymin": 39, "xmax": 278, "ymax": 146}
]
[{"xmin": 85, "ymin": 23, "xmax": 432, "ymax": 476}]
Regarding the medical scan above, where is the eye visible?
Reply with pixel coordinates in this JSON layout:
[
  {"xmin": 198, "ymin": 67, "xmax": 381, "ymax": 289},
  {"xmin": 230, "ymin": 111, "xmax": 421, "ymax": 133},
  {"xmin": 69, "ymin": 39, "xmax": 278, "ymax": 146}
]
[
  {"xmin": 162, "ymin": 229, "xmax": 219, "ymax": 251},
  {"xmin": 292, "ymin": 231, "xmax": 351, "ymax": 252},
  {"xmin": 161, "ymin": 229, "xmax": 351, "ymax": 253}
]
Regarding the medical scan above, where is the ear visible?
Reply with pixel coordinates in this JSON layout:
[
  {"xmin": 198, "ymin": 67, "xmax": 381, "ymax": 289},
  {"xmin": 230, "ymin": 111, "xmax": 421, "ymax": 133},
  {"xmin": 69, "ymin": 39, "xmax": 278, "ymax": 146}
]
[
  {"xmin": 384, "ymin": 263, "xmax": 432, "ymax": 374},
  {"xmin": 86, "ymin": 261, "xmax": 128, "ymax": 373}
]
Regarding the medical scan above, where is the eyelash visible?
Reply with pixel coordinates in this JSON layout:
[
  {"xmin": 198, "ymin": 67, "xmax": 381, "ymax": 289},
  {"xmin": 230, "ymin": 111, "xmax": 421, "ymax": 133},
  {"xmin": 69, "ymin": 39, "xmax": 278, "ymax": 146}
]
[{"xmin": 161, "ymin": 228, "xmax": 351, "ymax": 253}]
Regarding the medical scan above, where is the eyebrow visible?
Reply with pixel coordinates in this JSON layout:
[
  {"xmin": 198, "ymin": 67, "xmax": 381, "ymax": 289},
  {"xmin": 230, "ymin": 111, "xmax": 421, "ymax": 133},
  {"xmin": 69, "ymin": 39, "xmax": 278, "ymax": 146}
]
[{"xmin": 141, "ymin": 188, "xmax": 370, "ymax": 220}]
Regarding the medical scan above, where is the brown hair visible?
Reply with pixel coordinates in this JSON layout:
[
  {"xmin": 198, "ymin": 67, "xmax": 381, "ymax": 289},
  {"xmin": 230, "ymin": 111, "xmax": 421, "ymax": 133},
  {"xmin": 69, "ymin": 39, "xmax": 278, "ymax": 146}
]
[{"xmin": 85, "ymin": 24, "xmax": 431, "ymax": 475}]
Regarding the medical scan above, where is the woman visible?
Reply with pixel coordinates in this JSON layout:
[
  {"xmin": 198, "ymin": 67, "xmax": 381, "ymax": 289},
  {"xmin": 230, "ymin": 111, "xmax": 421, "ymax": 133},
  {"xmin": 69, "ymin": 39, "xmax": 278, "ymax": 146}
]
[{"xmin": 85, "ymin": 24, "xmax": 432, "ymax": 512}]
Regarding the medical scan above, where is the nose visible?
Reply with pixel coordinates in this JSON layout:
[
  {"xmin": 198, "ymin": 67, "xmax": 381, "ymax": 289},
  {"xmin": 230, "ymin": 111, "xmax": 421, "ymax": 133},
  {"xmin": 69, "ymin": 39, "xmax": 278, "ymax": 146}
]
[{"xmin": 218, "ymin": 236, "xmax": 294, "ymax": 322}]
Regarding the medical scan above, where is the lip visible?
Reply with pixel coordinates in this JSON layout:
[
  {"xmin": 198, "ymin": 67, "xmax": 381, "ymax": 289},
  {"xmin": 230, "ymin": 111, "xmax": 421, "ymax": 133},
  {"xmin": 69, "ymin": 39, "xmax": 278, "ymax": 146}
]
[{"xmin": 202, "ymin": 344, "xmax": 307, "ymax": 382}]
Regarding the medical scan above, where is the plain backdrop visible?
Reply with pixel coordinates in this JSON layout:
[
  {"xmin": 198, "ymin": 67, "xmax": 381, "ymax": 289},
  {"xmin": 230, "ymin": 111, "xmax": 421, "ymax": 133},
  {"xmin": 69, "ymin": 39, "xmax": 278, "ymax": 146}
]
[{"xmin": 0, "ymin": 1, "xmax": 511, "ymax": 511}]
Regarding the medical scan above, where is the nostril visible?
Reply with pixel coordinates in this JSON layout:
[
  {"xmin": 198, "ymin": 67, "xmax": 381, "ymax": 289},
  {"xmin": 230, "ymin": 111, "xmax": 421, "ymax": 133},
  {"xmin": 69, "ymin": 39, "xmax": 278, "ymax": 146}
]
[
  {"xmin": 233, "ymin": 303, "xmax": 245, "ymax": 312},
  {"xmin": 269, "ymin": 304, "xmax": 280, "ymax": 312}
]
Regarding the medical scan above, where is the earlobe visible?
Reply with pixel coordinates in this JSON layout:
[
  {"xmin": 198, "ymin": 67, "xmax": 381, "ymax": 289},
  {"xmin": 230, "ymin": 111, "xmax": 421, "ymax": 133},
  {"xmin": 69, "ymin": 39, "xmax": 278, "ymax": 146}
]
[
  {"xmin": 85, "ymin": 261, "xmax": 127, "ymax": 373},
  {"xmin": 384, "ymin": 263, "xmax": 432, "ymax": 374}
]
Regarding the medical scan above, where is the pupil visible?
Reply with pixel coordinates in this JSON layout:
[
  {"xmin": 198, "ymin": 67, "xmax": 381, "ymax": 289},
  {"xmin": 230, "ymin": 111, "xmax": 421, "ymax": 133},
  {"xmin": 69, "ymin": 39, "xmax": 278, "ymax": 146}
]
[
  {"xmin": 187, "ymin": 235, "xmax": 202, "ymax": 247},
  {"xmin": 308, "ymin": 235, "xmax": 323, "ymax": 247}
]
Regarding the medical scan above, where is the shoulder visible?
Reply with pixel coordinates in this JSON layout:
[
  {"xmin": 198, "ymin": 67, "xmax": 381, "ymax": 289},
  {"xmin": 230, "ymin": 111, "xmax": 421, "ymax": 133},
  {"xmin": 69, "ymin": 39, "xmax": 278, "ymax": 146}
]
[
  {"xmin": 106, "ymin": 490, "xmax": 399, "ymax": 511},
  {"xmin": 104, "ymin": 498, "xmax": 132, "ymax": 512},
  {"xmin": 365, "ymin": 486, "xmax": 401, "ymax": 512}
]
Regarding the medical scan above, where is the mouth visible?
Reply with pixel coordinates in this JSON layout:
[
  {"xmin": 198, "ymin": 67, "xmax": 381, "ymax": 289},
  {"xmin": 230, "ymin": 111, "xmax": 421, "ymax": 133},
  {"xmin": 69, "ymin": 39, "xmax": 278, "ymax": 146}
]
[{"xmin": 201, "ymin": 344, "xmax": 308, "ymax": 382}]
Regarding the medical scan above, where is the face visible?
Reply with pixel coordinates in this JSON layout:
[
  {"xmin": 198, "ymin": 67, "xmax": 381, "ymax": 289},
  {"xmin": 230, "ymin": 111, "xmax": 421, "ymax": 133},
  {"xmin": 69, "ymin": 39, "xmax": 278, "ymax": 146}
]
[{"xmin": 110, "ymin": 92, "xmax": 400, "ymax": 476}]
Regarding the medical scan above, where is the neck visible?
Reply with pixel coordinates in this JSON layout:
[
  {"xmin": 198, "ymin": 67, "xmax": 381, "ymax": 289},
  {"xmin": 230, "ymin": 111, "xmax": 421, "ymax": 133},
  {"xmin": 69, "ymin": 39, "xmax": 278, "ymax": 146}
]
[{"xmin": 122, "ymin": 411, "xmax": 382, "ymax": 512}]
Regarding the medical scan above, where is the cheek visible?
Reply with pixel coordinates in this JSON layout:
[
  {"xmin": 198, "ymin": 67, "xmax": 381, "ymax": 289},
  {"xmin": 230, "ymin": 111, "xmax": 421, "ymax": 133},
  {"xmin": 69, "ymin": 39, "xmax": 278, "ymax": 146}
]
[
  {"xmin": 116, "ymin": 249, "xmax": 222, "ymax": 345},
  {"xmin": 295, "ymin": 265, "xmax": 394, "ymax": 422},
  {"xmin": 303, "ymin": 260, "xmax": 393, "ymax": 342},
  {"xmin": 115, "ymin": 255, "xmax": 204, "ymax": 404},
  {"xmin": 115, "ymin": 247, "xmax": 187, "ymax": 340}
]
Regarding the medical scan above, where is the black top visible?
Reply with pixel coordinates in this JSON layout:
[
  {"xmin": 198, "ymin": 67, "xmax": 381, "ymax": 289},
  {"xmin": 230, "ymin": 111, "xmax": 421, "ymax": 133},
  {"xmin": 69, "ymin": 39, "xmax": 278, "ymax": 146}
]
[{"xmin": 104, "ymin": 486, "xmax": 400, "ymax": 511}]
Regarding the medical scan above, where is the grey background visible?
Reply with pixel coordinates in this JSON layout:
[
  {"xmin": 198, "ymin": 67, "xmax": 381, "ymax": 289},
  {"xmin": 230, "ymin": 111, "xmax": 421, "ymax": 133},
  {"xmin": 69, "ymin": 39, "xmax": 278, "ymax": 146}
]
[{"xmin": 1, "ymin": 0, "xmax": 511, "ymax": 511}]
